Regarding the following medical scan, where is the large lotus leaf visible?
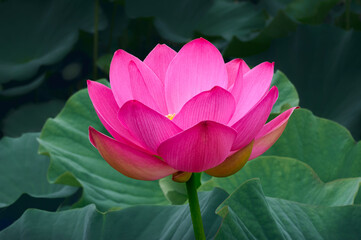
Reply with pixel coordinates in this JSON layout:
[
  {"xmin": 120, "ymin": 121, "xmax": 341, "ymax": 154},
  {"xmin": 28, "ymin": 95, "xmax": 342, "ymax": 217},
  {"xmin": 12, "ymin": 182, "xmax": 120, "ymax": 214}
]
[
  {"xmin": 0, "ymin": 189, "xmax": 228, "ymax": 240},
  {"xmin": 215, "ymin": 179, "xmax": 361, "ymax": 240},
  {"xmin": 38, "ymin": 81, "xmax": 168, "ymax": 211},
  {"xmin": 196, "ymin": 0, "xmax": 266, "ymax": 41},
  {"xmin": 0, "ymin": 0, "xmax": 106, "ymax": 83},
  {"xmin": 243, "ymin": 25, "xmax": 361, "ymax": 139},
  {"xmin": 125, "ymin": 0, "xmax": 266, "ymax": 43},
  {"xmin": 125, "ymin": 0, "xmax": 212, "ymax": 42},
  {"xmin": 2, "ymin": 180, "xmax": 361, "ymax": 239},
  {"xmin": 223, "ymin": 10, "xmax": 297, "ymax": 57},
  {"xmin": 259, "ymin": 0, "xmax": 339, "ymax": 24},
  {"xmin": 201, "ymin": 157, "xmax": 361, "ymax": 206},
  {"xmin": 0, "ymin": 74, "xmax": 45, "ymax": 97},
  {"xmin": 262, "ymin": 108, "xmax": 361, "ymax": 183},
  {"xmin": 0, "ymin": 133, "xmax": 77, "ymax": 208},
  {"xmin": 2, "ymin": 100, "xmax": 64, "ymax": 137}
]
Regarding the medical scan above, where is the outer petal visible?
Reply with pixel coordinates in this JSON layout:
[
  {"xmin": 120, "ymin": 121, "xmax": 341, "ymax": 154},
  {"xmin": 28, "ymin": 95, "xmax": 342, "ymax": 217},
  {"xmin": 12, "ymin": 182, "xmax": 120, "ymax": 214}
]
[
  {"xmin": 87, "ymin": 80, "xmax": 140, "ymax": 145},
  {"xmin": 172, "ymin": 86, "xmax": 236, "ymax": 129},
  {"xmin": 110, "ymin": 50, "xmax": 167, "ymax": 114},
  {"xmin": 249, "ymin": 107, "xmax": 297, "ymax": 160},
  {"xmin": 165, "ymin": 38, "xmax": 228, "ymax": 114},
  {"xmin": 226, "ymin": 58, "xmax": 250, "ymax": 89},
  {"xmin": 157, "ymin": 121, "xmax": 237, "ymax": 172},
  {"xmin": 231, "ymin": 86, "xmax": 279, "ymax": 151},
  {"xmin": 89, "ymin": 127, "xmax": 176, "ymax": 181},
  {"xmin": 118, "ymin": 100, "xmax": 182, "ymax": 153},
  {"xmin": 229, "ymin": 62, "xmax": 274, "ymax": 125},
  {"xmin": 144, "ymin": 44, "xmax": 177, "ymax": 84}
]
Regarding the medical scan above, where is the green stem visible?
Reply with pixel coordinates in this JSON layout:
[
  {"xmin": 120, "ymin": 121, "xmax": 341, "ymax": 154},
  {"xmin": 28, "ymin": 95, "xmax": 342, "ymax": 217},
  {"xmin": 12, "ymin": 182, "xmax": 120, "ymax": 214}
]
[
  {"xmin": 186, "ymin": 174, "xmax": 206, "ymax": 240},
  {"xmin": 93, "ymin": 0, "xmax": 99, "ymax": 79}
]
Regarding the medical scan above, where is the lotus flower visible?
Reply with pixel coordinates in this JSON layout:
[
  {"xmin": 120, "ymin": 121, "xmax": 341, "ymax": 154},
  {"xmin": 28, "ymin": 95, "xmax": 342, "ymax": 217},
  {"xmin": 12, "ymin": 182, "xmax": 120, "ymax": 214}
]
[{"xmin": 88, "ymin": 38, "xmax": 296, "ymax": 181}]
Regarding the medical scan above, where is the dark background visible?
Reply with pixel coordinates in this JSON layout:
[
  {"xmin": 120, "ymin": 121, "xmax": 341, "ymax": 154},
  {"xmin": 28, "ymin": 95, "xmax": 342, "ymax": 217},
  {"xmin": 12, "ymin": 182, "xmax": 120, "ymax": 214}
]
[{"xmin": 1, "ymin": 0, "xmax": 360, "ymax": 140}]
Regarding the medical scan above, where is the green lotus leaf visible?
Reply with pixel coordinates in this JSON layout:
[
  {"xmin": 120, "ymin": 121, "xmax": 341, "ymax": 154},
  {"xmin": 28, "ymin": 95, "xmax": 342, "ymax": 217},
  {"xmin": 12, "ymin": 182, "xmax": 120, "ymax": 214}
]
[
  {"xmin": 0, "ymin": 188, "xmax": 228, "ymax": 239},
  {"xmin": 38, "ymin": 80, "xmax": 168, "ymax": 211},
  {"xmin": 0, "ymin": 133, "xmax": 77, "ymax": 208}
]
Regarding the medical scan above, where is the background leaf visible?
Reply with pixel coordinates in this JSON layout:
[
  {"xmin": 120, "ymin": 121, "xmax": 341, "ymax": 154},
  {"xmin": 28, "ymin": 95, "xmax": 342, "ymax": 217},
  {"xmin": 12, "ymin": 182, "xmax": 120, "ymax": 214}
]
[
  {"xmin": 0, "ymin": 0, "xmax": 107, "ymax": 83},
  {"xmin": 0, "ymin": 133, "xmax": 77, "ymax": 208},
  {"xmin": 201, "ymin": 157, "xmax": 361, "ymax": 206},
  {"xmin": 244, "ymin": 24, "xmax": 361, "ymax": 140},
  {"xmin": 0, "ymin": 189, "xmax": 228, "ymax": 240},
  {"xmin": 270, "ymin": 70, "xmax": 299, "ymax": 113},
  {"xmin": 2, "ymin": 100, "xmax": 64, "ymax": 137},
  {"xmin": 215, "ymin": 179, "xmax": 361, "ymax": 240},
  {"xmin": 38, "ymin": 82, "xmax": 168, "ymax": 211},
  {"xmin": 263, "ymin": 108, "xmax": 361, "ymax": 182}
]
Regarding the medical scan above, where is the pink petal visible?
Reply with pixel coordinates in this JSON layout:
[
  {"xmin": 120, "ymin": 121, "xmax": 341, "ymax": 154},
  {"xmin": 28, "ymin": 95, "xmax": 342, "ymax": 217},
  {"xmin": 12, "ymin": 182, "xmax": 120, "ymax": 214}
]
[
  {"xmin": 226, "ymin": 58, "xmax": 250, "ymax": 89},
  {"xmin": 249, "ymin": 107, "xmax": 297, "ymax": 160},
  {"xmin": 231, "ymin": 86, "xmax": 279, "ymax": 151},
  {"xmin": 165, "ymin": 38, "xmax": 228, "ymax": 114},
  {"xmin": 157, "ymin": 121, "xmax": 237, "ymax": 172},
  {"xmin": 110, "ymin": 50, "xmax": 168, "ymax": 114},
  {"xmin": 172, "ymin": 86, "xmax": 236, "ymax": 129},
  {"xmin": 229, "ymin": 62, "xmax": 274, "ymax": 125},
  {"xmin": 89, "ymin": 127, "xmax": 176, "ymax": 181},
  {"xmin": 118, "ymin": 100, "xmax": 182, "ymax": 153},
  {"xmin": 128, "ymin": 61, "xmax": 161, "ymax": 112},
  {"xmin": 87, "ymin": 80, "xmax": 140, "ymax": 146},
  {"xmin": 144, "ymin": 44, "xmax": 177, "ymax": 84}
]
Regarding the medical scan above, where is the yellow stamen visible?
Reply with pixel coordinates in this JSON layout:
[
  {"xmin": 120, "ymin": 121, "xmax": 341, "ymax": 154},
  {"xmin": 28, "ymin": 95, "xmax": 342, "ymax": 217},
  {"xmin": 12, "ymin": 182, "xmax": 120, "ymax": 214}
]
[{"xmin": 166, "ymin": 113, "xmax": 176, "ymax": 120}]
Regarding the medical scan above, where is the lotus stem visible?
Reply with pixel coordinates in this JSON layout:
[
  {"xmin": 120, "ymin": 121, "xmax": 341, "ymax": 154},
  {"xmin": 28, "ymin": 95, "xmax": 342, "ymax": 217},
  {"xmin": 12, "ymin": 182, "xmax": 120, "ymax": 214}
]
[{"xmin": 186, "ymin": 173, "xmax": 206, "ymax": 240}]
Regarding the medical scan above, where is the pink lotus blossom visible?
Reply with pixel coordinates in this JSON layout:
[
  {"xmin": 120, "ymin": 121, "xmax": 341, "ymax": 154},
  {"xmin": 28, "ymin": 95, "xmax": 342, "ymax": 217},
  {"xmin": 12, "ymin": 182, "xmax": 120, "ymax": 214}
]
[{"xmin": 88, "ymin": 38, "xmax": 296, "ymax": 181}]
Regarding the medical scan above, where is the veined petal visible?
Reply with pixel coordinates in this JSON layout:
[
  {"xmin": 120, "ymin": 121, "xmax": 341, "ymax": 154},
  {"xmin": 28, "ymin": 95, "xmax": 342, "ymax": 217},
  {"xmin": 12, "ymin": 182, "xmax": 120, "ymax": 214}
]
[
  {"xmin": 89, "ymin": 127, "xmax": 176, "ymax": 181},
  {"xmin": 231, "ymin": 86, "xmax": 279, "ymax": 151},
  {"xmin": 172, "ymin": 86, "xmax": 236, "ymax": 129},
  {"xmin": 226, "ymin": 58, "xmax": 250, "ymax": 89},
  {"xmin": 250, "ymin": 107, "xmax": 297, "ymax": 160},
  {"xmin": 165, "ymin": 38, "xmax": 228, "ymax": 114},
  {"xmin": 229, "ymin": 62, "xmax": 274, "ymax": 124},
  {"xmin": 144, "ymin": 44, "xmax": 177, "ymax": 84},
  {"xmin": 128, "ymin": 61, "xmax": 161, "ymax": 112},
  {"xmin": 118, "ymin": 100, "xmax": 182, "ymax": 153},
  {"xmin": 110, "ymin": 50, "xmax": 167, "ymax": 114},
  {"xmin": 157, "ymin": 121, "xmax": 237, "ymax": 172},
  {"xmin": 87, "ymin": 80, "xmax": 140, "ymax": 145}
]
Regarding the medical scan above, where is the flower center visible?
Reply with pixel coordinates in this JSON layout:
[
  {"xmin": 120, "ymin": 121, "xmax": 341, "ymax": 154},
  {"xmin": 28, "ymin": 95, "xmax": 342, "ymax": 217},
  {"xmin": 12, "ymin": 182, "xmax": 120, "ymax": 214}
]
[{"xmin": 166, "ymin": 113, "xmax": 176, "ymax": 120}]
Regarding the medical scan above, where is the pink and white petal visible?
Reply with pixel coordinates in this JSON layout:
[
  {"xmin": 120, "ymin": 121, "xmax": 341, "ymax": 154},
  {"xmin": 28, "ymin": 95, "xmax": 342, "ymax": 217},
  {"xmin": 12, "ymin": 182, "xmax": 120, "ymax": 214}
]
[
  {"xmin": 229, "ymin": 62, "xmax": 274, "ymax": 124},
  {"xmin": 89, "ymin": 127, "xmax": 176, "ymax": 181},
  {"xmin": 118, "ymin": 100, "xmax": 182, "ymax": 153},
  {"xmin": 172, "ymin": 86, "xmax": 236, "ymax": 129},
  {"xmin": 144, "ymin": 44, "xmax": 177, "ymax": 84},
  {"xmin": 249, "ymin": 107, "xmax": 297, "ymax": 160},
  {"xmin": 110, "ymin": 50, "xmax": 168, "ymax": 114},
  {"xmin": 128, "ymin": 61, "xmax": 161, "ymax": 112},
  {"xmin": 87, "ymin": 80, "xmax": 140, "ymax": 145},
  {"xmin": 226, "ymin": 58, "xmax": 250, "ymax": 89},
  {"xmin": 231, "ymin": 86, "xmax": 279, "ymax": 151},
  {"xmin": 165, "ymin": 38, "xmax": 228, "ymax": 114},
  {"xmin": 157, "ymin": 121, "xmax": 237, "ymax": 172}
]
